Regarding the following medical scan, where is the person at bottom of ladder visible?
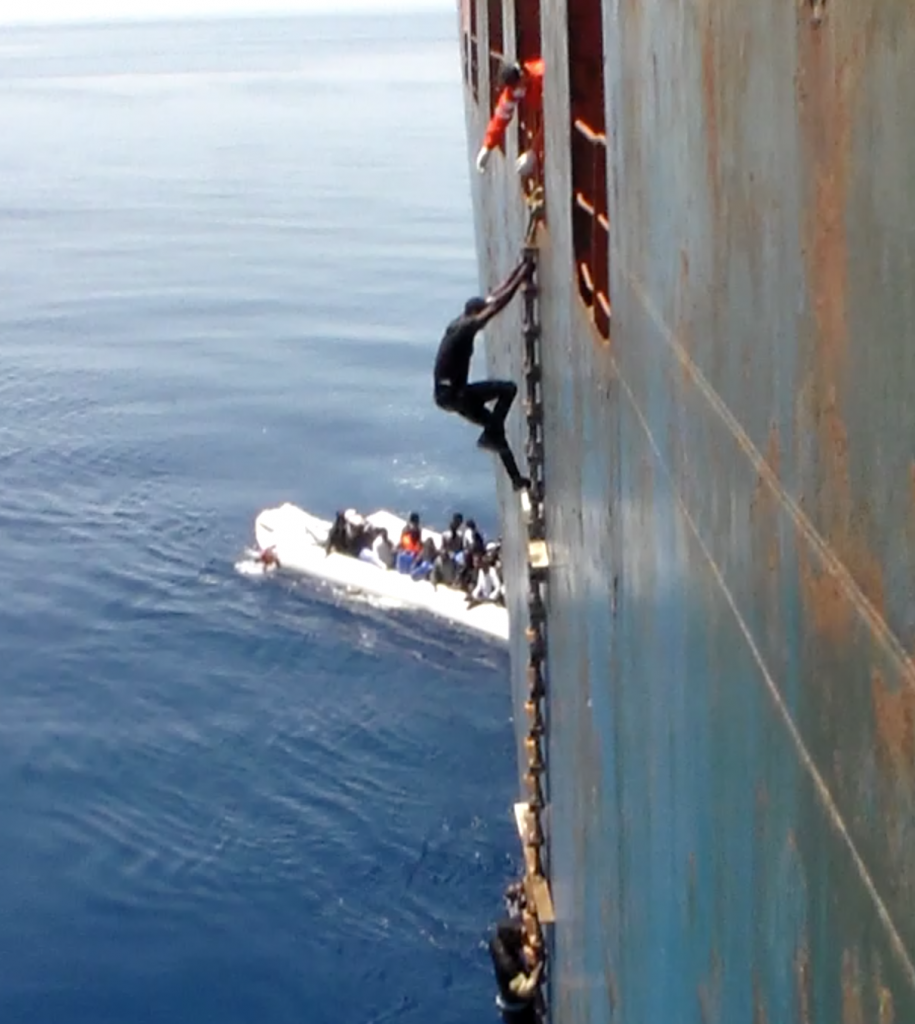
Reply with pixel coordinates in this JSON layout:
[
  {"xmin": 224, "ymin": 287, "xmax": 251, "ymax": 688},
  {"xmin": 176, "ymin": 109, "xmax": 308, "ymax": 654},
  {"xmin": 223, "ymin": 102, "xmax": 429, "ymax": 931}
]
[
  {"xmin": 433, "ymin": 259, "xmax": 531, "ymax": 492},
  {"xmin": 489, "ymin": 918, "xmax": 542, "ymax": 1023}
]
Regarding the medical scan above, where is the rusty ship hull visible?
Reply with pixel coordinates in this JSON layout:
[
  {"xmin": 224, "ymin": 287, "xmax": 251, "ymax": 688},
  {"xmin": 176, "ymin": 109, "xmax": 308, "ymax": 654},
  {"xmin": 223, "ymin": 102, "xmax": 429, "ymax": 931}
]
[{"xmin": 458, "ymin": 0, "xmax": 915, "ymax": 1020}]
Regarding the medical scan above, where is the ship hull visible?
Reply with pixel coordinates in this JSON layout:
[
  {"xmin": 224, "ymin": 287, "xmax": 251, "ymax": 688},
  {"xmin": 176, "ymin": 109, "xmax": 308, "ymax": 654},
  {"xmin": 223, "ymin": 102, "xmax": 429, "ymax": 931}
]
[{"xmin": 461, "ymin": 0, "xmax": 915, "ymax": 1021}]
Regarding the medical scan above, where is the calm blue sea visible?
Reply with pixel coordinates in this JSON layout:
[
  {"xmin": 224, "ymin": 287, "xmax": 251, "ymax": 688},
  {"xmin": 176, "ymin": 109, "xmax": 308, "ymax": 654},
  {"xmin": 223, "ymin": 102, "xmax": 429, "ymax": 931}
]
[{"xmin": 0, "ymin": 13, "xmax": 518, "ymax": 1024}]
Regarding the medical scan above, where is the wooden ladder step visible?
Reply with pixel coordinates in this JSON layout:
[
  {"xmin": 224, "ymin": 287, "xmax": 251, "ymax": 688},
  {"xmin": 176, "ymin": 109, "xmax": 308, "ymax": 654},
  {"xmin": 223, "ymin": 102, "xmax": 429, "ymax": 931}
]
[{"xmin": 528, "ymin": 539, "xmax": 549, "ymax": 569}]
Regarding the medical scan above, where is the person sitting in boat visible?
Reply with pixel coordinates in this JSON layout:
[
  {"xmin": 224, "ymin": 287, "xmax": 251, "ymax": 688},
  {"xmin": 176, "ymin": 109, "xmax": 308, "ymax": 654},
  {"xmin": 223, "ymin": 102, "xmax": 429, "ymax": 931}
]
[
  {"xmin": 325, "ymin": 510, "xmax": 349, "ymax": 555},
  {"xmin": 488, "ymin": 918, "xmax": 542, "ymax": 1024},
  {"xmin": 459, "ymin": 550, "xmax": 482, "ymax": 597},
  {"xmin": 410, "ymin": 537, "xmax": 438, "ymax": 582},
  {"xmin": 396, "ymin": 512, "xmax": 423, "ymax": 573},
  {"xmin": 441, "ymin": 512, "xmax": 465, "ymax": 555},
  {"xmin": 485, "ymin": 540, "xmax": 505, "ymax": 605},
  {"xmin": 430, "ymin": 547, "xmax": 458, "ymax": 589},
  {"xmin": 486, "ymin": 554, "xmax": 503, "ymax": 603},
  {"xmin": 399, "ymin": 512, "xmax": 422, "ymax": 553},
  {"xmin": 343, "ymin": 509, "xmax": 372, "ymax": 556},
  {"xmin": 457, "ymin": 547, "xmax": 478, "ymax": 592},
  {"xmin": 360, "ymin": 527, "xmax": 395, "ymax": 570},
  {"xmin": 475, "ymin": 58, "xmax": 545, "ymax": 186},
  {"xmin": 467, "ymin": 552, "xmax": 503, "ymax": 608},
  {"xmin": 462, "ymin": 519, "xmax": 486, "ymax": 559},
  {"xmin": 484, "ymin": 549, "xmax": 505, "ymax": 606},
  {"xmin": 433, "ymin": 261, "xmax": 531, "ymax": 492}
]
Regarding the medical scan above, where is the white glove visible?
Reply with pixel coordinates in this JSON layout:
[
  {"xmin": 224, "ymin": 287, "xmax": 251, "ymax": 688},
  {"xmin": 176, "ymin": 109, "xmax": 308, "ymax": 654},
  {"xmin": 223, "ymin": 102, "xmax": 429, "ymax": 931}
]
[
  {"xmin": 475, "ymin": 146, "xmax": 492, "ymax": 173},
  {"xmin": 516, "ymin": 150, "xmax": 537, "ymax": 177}
]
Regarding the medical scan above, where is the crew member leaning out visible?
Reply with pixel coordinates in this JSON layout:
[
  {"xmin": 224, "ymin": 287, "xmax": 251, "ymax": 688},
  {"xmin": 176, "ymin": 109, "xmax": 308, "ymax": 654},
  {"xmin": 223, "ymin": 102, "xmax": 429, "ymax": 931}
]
[{"xmin": 475, "ymin": 58, "xmax": 544, "ymax": 184}]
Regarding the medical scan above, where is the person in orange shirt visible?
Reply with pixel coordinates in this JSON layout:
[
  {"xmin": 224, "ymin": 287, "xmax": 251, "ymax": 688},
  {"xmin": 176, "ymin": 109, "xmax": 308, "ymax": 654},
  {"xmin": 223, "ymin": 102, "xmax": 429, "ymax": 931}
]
[{"xmin": 476, "ymin": 59, "xmax": 545, "ymax": 179}]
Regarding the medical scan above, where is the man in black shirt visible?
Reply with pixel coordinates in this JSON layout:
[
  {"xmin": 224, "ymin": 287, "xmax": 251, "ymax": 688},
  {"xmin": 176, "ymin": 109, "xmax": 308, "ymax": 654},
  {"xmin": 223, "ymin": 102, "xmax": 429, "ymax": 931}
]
[
  {"xmin": 488, "ymin": 918, "xmax": 541, "ymax": 1022},
  {"xmin": 433, "ymin": 258, "xmax": 531, "ymax": 491}
]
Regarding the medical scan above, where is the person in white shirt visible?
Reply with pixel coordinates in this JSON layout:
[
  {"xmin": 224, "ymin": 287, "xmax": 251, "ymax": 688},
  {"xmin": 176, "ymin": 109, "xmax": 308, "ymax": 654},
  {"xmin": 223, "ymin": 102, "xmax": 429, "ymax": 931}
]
[
  {"xmin": 467, "ymin": 554, "xmax": 503, "ymax": 607},
  {"xmin": 359, "ymin": 527, "xmax": 395, "ymax": 570}
]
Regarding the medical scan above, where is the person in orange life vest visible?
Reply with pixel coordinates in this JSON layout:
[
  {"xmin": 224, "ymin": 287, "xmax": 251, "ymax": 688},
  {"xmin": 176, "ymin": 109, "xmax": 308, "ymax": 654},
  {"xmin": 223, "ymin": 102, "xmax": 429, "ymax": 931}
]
[
  {"xmin": 399, "ymin": 512, "xmax": 423, "ymax": 554},
  {"xmin": 475, "ymin": 59, "xmax": 544, "ymax": 177},
  {"xmin": 395, "ymin": 512, "xmax": 424, "ymax": 574}
]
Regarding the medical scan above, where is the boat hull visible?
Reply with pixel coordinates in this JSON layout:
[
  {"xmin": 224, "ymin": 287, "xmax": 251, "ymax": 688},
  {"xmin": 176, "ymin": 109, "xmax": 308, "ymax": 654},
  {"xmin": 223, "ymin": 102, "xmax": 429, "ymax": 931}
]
[{"xmin": 253, "ymin": 503, "xmax": 509, "ymax": 643}]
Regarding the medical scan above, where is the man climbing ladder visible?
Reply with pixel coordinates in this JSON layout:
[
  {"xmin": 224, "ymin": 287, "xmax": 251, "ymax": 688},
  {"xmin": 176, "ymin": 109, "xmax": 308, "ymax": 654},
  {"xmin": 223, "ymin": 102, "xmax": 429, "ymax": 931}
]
[{"xmin": 433, "ymin": 257, "xmax": 532, "ymax": 492}]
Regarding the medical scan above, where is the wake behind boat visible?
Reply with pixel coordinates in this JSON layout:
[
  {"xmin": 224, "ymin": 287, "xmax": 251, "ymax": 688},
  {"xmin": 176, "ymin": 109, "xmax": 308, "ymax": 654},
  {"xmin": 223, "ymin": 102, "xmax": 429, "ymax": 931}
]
[{"xmin": 248, "ymin": 503, "xmax": 509, "ymax": 643}]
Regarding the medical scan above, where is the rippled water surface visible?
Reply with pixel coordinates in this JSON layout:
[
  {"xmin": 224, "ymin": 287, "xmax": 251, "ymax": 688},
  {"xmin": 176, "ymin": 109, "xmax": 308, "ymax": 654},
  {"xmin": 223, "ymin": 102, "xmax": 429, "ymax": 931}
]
[{"xmin": 0, "ymin": 14, "xmax": 517, "ymax": 1023}]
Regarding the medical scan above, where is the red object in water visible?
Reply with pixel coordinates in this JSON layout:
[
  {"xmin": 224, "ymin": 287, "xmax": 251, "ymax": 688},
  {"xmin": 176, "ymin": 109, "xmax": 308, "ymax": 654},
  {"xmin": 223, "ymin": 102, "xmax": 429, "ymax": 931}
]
[{"xmin": 259, "ymin": 547, "xmax": 280, "ymax": 568}]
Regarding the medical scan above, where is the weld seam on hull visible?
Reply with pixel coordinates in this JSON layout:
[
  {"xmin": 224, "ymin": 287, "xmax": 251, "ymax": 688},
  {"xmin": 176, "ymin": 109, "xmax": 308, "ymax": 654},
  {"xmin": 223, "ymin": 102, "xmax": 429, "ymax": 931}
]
[
  {"xmin": 615, "ymin": 258, "xmax": 915, "ymax": 691},
  {"xmin": 611, "ymin": 357, "xmax": 915, "ymax": 993}
]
